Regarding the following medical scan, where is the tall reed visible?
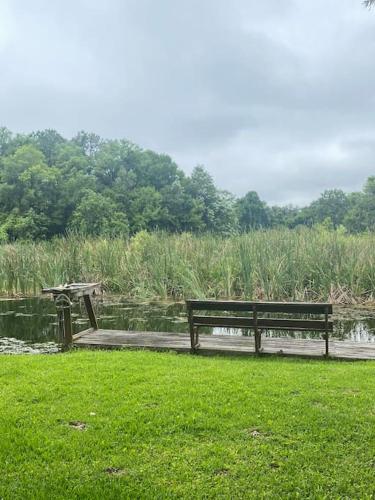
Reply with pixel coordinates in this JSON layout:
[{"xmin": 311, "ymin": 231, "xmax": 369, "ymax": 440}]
[{"xmin": 0, "ymin": 228, "xmax": 374, "ymax": 303}]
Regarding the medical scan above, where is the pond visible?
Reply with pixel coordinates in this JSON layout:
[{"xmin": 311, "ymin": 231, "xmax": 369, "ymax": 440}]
[{"xmin": 0, "ymin": 296, "xmax": 374, "ymax": 354}]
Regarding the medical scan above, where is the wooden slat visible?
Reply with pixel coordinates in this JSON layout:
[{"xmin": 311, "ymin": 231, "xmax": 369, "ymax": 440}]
[
  {"xmin": 63, "ymin": 305, "xmax": 73, "ymax": 345},
  {"xmin": 42, "ymin": 282, "xmax": 101, "ymax": 298},
  {"xmin": 193, "ymin": 315, "xmax": 252, "ymax": 328},
  {"xmin": 72, "ymin": 328, "xmax": 94, "ymax": 340},
  {"xmin": 258, "ymin": 318, "xmax": 333, "ymax": 332},
  {"xmin": 186, "ymin": 299, "xmax": 332, "ymax": 315},
  {"xmin": 193, "ymin": 315, "xmax": 333, "ymax": 331}
]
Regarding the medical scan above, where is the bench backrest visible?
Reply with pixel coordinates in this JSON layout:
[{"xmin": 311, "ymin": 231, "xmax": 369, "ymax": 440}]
[{"xmin": 186, "ymin": 299, "xmax": 333, "ymax": 332}]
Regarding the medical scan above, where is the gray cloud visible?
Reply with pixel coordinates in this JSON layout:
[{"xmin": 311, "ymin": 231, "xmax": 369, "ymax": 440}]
[{"xmin": 0, "ymin": 0, "xmax": 374, "ymax": 205}]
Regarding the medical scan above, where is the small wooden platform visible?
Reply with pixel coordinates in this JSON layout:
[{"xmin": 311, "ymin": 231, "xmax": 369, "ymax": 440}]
[{"xmin": 73, "ymin": 329, "xmax": 375, "ymax": 360}]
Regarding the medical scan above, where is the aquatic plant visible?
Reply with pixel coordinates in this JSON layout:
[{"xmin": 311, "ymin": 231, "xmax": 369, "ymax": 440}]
[{"xmin": 0, "ymin": 228, "xmax": 374, "ymax": 303}]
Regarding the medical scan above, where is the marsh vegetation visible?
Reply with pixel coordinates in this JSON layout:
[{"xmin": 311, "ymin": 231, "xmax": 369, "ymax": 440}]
[{"xmin": 0, "ymin": 228, "xmax": 374, "ymax": 302}]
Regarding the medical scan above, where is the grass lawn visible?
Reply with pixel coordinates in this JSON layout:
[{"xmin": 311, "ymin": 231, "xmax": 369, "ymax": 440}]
[{"xmin": 1, "ymin": 350, "xmax": 375, "ymax": 499}]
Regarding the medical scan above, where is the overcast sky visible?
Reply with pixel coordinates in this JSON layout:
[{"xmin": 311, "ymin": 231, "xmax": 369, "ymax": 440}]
[{"xmin": 0, "ymin": 0, "xmax": 375, "ymax": 205}]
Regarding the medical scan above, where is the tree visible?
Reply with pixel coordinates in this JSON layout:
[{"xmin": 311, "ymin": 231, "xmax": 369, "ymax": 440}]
[
  {"xmin": 344, "ymin": 177, "xmax": 375, "ymax": 232},
  {"xmin": 93, "ymin": 140, "xmax": 137, "ymax": 190},
  {"xmin": 364, "ymin": 0, "xmax": 375, "ymax": 8},
  {"xmin": 131, "ymin": 150, "xmax": 182, "ymax": 190},
  {"xmin": 72, "ymin": 131, "xmax": 102, "ymax": 157},
  {"xmin": 1, "ymin": 127, "xmax": 375, "ymax": 239},
  {"xmin": 308, "ymin": 189, "xmax": 349, "ymax": 229},
  {"xmin": 70, "ymin": 190, "xmax": 129, "ymax": 237},
  {"xmin": 269, "ymin": 205, "xmax": 299, "ymax": 228},
  {"xmin": 128, "ymin": 187, "xmax": 165, "ymax": 233},
  {"xmin": 30, "ymin": 129, "xmax": 65, "ymax": 166},
  {"xmin": 186, "ymin": 166, "xmax": 235, "ymax": 233},
  {"xmin": 0, "ymin": 127, "xmax": 13, "ymax": 156},
  {"xmin": 0, "ymin": 209, "xmax": 50, "ymax": 241},
  {"xmin": 159, "ymin": 180, "xmax": 196, "ymax": 232},
  {"xmin": 213, "ymin": 191, "xmax": 239, "ymax": 235},
  {"xmin": 236, "ymin": 191, "xmax": 270, "ymax": 230},
  {"xmin": 0, "ymin": 145, "xmax": 63, "ymax": 239},
  {"xmin": 1, "ymin": 144, "xmax": 46, "ymax": 185}
]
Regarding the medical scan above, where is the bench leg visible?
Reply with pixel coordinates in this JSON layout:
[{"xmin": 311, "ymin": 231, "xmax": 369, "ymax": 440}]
[
  {"xmin": 189, "ymin": 327, "xmax": 200, "ymax": 352},
  {"xmin": 254, "ymin": 328, "xmax": 261, "ymax": 354},
  {"xmin": 187, "ymin": 305, "xmax": 199, "ymax": 351},
  {"xmin": 194, "ymin": 327, "xmax": 200, "ymax": 349},
  {"xmin": 324, "ymin": 307, "xmax": 329, "ymax": 358},
  {"xmin": 189, "ymin": 325, "xmax": 195, "ymax": 349},
  {"xmin": 325, "ymin": 332, "xmax": 329, "ymax": 358}
]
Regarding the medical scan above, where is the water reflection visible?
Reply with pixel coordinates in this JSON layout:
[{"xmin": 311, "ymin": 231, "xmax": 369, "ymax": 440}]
[{"xmin": 0, "ymin": 297, "xmax": 374, "ymax": 354}]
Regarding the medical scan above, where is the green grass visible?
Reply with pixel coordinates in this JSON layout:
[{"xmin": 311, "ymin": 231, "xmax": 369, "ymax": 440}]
[
  {"xmin": 1, "ymin": 350, "xmax": 375, "ymax": 499},
  {"xmin": 0, "ymin": 228, "xmax": 375, "ymax": 302}
]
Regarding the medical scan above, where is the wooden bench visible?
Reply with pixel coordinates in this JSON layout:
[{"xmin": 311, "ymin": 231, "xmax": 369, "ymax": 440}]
[{"xmin": 186, "ymin": 300, "xmax": 333, "ymax": 357}]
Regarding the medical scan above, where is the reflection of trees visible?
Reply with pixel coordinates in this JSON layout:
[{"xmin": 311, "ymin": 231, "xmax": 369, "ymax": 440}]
[
  {"xmin": 335, "ymin": 319, "xmax": 375, "ymax": 342},
  {"xmin": 97, "ymin": 301, "xmax": 187, "ymax": 334},
  {"xmin": 0, "ymin": 298, "xmax": 57, "ymax": 342},
  {"xmin": 212, "ymin": 320, "xmax": 375, "ymax": 342}
]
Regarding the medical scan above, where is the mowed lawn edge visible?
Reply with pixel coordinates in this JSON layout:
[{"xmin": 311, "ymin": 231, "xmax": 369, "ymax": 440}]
[{"xmin": 1, "ymin": 350, "xmax": 375, "ymax": 499}]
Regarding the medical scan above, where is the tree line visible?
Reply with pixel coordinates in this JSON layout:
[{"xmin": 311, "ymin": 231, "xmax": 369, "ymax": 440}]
[{"xmin": 0, "ymin": 127, "xmax": 373, "ymax": 240}]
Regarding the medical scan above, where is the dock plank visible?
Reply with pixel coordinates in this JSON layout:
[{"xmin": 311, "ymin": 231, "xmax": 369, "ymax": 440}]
[{"xmin": 73, "ymin": 329, "xmax": 375, "ymax": 360}]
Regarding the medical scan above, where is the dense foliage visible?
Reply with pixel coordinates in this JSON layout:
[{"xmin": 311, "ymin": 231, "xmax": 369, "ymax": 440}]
[{"xmin": 0, "ymin": 127, "xmax": 374, "ymax": 240}]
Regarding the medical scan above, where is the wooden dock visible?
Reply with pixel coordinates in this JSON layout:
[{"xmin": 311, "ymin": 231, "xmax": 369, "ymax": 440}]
[
  {"xmin": 73, "ymin": 329, "xmax": 375, "ymax": 360},
  {"xmin": 41, "ymin": 284, "xmax": 374, "ymax": 361}
]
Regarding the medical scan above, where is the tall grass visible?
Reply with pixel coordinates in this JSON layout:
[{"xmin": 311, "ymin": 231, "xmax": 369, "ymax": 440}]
[{"xmin": 0, "ymin": 228, "xmax": 374, "ymax": 302}]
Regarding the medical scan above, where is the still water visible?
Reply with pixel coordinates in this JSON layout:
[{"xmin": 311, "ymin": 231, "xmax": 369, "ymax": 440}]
[{"xmin": 0, "ymin": 296, "xmax": 374, "ymax": 354}]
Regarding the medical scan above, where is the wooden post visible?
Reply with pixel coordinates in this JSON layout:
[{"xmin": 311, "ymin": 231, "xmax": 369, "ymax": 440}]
[
  {"xmin": 194, "ymin": 326, "xmax": 200, "ymax": 349},
  {"xmin": 83, "ymin": 294, "xmax": 99, "ymax": 330},
  {"xmin": 54, "ymin": 292, "xmax": 73, "ymax": 347},
  {"xmin": 187, "ymin": 302, "xmax": 195, "ymax": 350},
  {"xmin": 253, "ymin": 305, "xmax": 260, "ymax": 354},
  {"xmin": 57, "ymin": 309, "xmax": 64, "ymax": 343},
  {"xmin": 324, "ymin": 306, "xmax": 329, "ymax": 357},
  {"xmin": 63, "ymin": 303, "xmax": 73, "ymax": 346}
]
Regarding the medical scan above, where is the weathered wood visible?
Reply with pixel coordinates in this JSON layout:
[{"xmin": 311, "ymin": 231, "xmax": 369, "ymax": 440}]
[
  {"xmin": 72, "ymin": 329, "xmax": 375, "ymax": 361},
  {"xmin": 186, "ymin": 301, "xmax": 196, "ymax": 350},
  {"xmin": 72, "ymin": 328, "xmax": 94, "ymax": 340},
  {"xmin": 63, "ymin": 306, "xmax": 73, "ymax": 345},
  {"xmin": 187, "ymin": 299, "xmax": 333, "ymax": 357},
  {"xmin": 186, "ymin": 299, "xmax": 333, "ymax": 315},
  {"xmin": 42, "ymin": 282, "xmax": 101, "ymax": 299},
  {"xmin": 254, "ymin": 305, "xmax": 260, "ymax": 354},
  {"xmin": 43, "ymin": 283, "xmax": 102, "ymax": 346},
  {"xmin": 83, "ymin": 294, "xmax": 99, "ymax": 330},
  {"xmin": 325, "ymin": 305, "xmax": 329, "ymax": 357},
  {"xmin": 57, "ymin": 309, "xmax": 64, "ymax": 343},
  {"xmin": 192, "ymin": 315, "xmax": 333, "ymax": 332}
]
